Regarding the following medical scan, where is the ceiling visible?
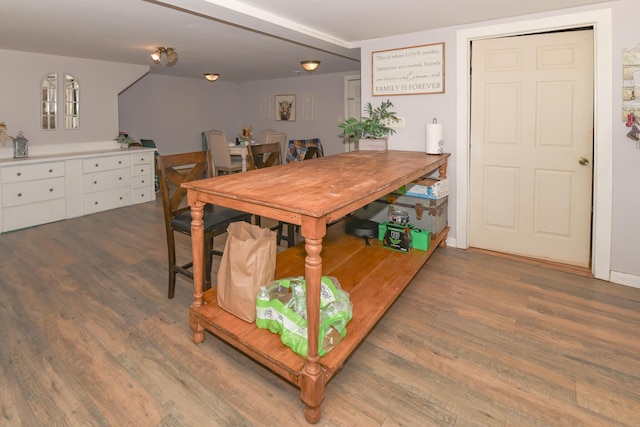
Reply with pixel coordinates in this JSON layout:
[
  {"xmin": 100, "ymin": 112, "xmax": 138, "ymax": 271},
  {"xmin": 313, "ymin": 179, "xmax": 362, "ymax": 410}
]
[{"xmin": 0, "ymin": 0, "xmax": 613, "ymax": 82}]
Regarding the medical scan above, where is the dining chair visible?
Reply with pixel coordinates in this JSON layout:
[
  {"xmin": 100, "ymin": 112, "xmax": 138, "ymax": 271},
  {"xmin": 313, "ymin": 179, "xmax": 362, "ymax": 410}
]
[
  {"xmin": 246, "ymin": 142, "xmax": 295, "ymax": 248},
  {"xmin": 205, "ymin": 129, "xmax": 243, "ymax": 175},
  {"xmin": 258, "ymin": 129, "xmax": 277, "ymax": 144},
  {"xmin": 285, "ymin": 138, "xmax": 324, "ymax": 163},
  {"xmin": 265, "ymin": 131, "xmax": 287, "ymax": 160},
  {"xmin": 156, "ymin": 150, "xmax": 252, "ymax": 299}
]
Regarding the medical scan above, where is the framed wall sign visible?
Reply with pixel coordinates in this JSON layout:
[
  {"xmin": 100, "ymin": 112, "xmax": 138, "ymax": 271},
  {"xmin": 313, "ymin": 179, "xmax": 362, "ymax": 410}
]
[
  {"xmin": 275, "ymin": 94, "xmax": 296, "ymax": 121},
  {"xmin": 372, "ymin": 42, "xmax": 445, "ymax": 96}
]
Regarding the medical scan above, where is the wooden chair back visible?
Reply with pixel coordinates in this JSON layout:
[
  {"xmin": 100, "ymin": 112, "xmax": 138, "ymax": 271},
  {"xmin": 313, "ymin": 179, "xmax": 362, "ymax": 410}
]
[
  {"xmin": 303, "ymin": 146, "xmax": 319, "ymax": 160},
  {"xmin": 247, "ymin": 142, "xmax": 282, "ymax": 170},
  {"xmin": 156, "ymin": 150, "xmax": 212, "ymax": 221}
]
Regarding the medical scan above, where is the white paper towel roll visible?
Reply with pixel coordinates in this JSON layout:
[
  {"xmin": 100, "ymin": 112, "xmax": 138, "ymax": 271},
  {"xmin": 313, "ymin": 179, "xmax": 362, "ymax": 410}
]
[{"xmin": 425, "ymin": 123, "xmax": 444, "ymax": 154}]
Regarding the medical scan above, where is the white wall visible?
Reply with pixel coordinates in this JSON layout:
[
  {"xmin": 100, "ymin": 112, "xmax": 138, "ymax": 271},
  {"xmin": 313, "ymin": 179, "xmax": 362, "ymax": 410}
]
[
  {"xmin": 118, "ymin": 71, "xmax": 357, "ymax": 157},
  {"xmin": 237, "ymin": 71, "xmax": 357, "ymax": 156},
  {"xmin": 117, "ymin": 74, "xmax": 242, "ymax": 155},
  {"xmin": 0, "ymin": 49, "xmax": 147, "ymax": 157}
]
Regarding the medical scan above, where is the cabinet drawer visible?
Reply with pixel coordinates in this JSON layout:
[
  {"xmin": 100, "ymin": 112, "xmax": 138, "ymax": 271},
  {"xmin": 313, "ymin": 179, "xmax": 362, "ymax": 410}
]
[
  {"xmin": 1, "ymin": 161, "xmax": 65, "ymax": 183},
  {"xmin": 132, "ymin": 175, "xmax": 151, "ymax": 189},
  {"xmin": 83, "ymin": 155, "xmax": 130, "ymax": 173},
  {"xmin": 132, "ymin": 153, "xmax": 151, "ymax": 165},
  {"xmin": 83, "ymin": 188, "xmax": 131, "ymax": 214},
  {"xmin": 132, "ymin": 187, "xmax": 153, "ymax": 204},
  {"xmin": 2, "ymin": 177, "xmax": 66, "ymax": 207},
  {"xmin": 2, "ymin": 198, "xmax": 66, "ymax": 232},
  {"xmin": 131, "ymin": 164, "xmax": 151, "ymax": 177},
  {"xmin": 83, "ymin": 169, "xmax": 130, "ymax": 193}
]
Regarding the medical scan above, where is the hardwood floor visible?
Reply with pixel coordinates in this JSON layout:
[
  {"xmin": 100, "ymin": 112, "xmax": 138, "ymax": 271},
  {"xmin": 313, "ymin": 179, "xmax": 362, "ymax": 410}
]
[{"xmin": 1, "ymin": 198, "xmax": 639, "ymax": 426}]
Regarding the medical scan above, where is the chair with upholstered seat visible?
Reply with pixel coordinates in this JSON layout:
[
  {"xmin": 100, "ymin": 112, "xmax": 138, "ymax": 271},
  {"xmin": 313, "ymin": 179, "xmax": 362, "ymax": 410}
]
[
  {"xmin": 264, "ymin": 131, "xmax": 287, "ymax": 160},
  {"xmin": 205, "ymin": 129, "xmax": 243, "ymax": 175},
  {"xmin": 285, "ymin": 138, "xmax": 324, "ymax": 163},
  {"xmin": 246, "ymin": 142, "xmax": 295, "ymax": 247},
  {"xmin": 156, "ymin": 150, "xmax": 252, "ymax": 298}
]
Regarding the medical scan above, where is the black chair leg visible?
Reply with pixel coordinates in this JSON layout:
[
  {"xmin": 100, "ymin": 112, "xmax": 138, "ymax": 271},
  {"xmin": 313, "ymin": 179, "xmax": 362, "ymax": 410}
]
[{"xmin": 276, "ymin": 222, "xmax": 295, "ymax": 248}]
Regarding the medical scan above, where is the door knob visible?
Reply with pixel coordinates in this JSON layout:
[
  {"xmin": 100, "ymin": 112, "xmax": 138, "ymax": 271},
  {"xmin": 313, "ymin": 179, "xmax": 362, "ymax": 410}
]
[{"xmin": 578, "ymin": 157, "xmax": 589, "ymax": 166}]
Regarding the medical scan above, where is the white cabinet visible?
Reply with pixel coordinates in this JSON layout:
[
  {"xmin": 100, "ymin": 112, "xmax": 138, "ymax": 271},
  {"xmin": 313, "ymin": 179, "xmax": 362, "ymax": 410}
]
[
  {"xmin": 0, "ymin": 161, "xmax": 67, "ymax": 231},
  {"xmin": 131, "ymin": 153, "xmax": 154, "ymax": 204},
  {"xmin": 0, "ymin": 147, "xmax": 156, "ymax": 232},
  {"xmin": 82, "ymin": 154, "xmax": 131, "ymax": 215}
]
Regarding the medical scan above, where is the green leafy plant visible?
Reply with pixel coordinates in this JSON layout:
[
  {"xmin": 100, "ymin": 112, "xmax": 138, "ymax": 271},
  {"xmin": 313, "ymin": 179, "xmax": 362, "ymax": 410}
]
[
  {"xmin": 114, "ymin": 131, "xmax": 133, "ymax": 145},
  {"xmin": 338, "ymin": 99, "xmax": 399, "ymax": 140}
]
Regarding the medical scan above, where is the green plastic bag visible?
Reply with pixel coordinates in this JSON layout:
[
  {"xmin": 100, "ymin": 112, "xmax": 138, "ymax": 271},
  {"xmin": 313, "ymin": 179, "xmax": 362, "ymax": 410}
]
[{"xmin": 256, "ymin": 276, "xmax": 352, "ymax": 358}]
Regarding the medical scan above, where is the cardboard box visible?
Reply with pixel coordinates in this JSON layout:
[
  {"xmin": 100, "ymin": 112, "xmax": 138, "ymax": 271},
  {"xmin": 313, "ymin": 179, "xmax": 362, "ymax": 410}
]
[{"xmin": 405, "ymin": 178, "xmax": 449, "ymax": 199}]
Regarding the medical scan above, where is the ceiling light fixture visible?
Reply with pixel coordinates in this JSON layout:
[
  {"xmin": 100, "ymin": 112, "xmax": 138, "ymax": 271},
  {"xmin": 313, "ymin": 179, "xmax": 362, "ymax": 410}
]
[
  {"xmin": 150, "ymin": 47, "xmax": 178, "ymax": 66},
  {"xmin": 301, "ymin": 60, "xmax": 321, "ymax": 72},
  {"xmin": 204, "ymin": 73, "xmax": 220, "ymax": 82}
]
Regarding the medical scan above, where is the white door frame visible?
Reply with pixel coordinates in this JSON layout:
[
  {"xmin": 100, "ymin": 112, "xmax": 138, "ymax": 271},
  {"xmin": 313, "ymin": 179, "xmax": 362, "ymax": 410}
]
[
  {"xmin": 344, "ymin": 74, "xmax": 361, "ymax": 152},
  {"xmin": 456, "ymin": 9, "xmax": 613, "ymax": 280}
]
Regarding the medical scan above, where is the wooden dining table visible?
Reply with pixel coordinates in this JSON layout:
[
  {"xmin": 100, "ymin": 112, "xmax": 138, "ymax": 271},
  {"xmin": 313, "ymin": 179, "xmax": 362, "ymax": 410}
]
[{"xmin": 182, "ymin": 150, "xmax": 450, "ymax": 423}]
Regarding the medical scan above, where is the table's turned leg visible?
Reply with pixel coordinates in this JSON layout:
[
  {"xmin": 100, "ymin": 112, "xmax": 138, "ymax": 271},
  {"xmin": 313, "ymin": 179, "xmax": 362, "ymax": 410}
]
[
  {"xmin": 439, "ymin": 162, "xmax": 448, "ymax": 179},
  {"xmin": 188, "ymin": 199, "xmax": 206, "ymax": 343},
  {"xmin": 300, "ymin": 220, "xmax": 326, "ymax": 423}
]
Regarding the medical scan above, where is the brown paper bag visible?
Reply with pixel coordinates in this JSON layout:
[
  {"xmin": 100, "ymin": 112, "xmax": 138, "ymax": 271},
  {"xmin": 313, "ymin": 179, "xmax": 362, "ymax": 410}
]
[{"xmin": 217, "ymin": 221, "xmax": 277, "ymax": 322}]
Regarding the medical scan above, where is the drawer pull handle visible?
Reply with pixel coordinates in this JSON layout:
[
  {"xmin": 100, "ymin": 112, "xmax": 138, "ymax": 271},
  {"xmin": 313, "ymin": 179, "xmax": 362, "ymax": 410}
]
[
  {"xmin": 94, "ymin": 201, "xmax": 98, "ymax": 205},
  {"xmin": 49, "ymin": 169, "xmax": 53, "ymax": 173},
  {"xmin": 94, "ymin": 181, "xmax": 97, "ymax": 184},
  {"xmin": 49, "ymin": 188, "xmax": 54, "ymax": 192},
  {"xmin": 141, "ymin": 180, "xmax": 145, "ymax": 184},
  {"xmin": 17, "ymin": 172, "xmax": 21, "ymax": 176},
  {"xmin": 119, "ymin": 177, "xmax": 122, "ymax": 180},
  {"xmin": 119, "ymin": 197, "xmax": 123, "ymax": 200},
  {"xmin": 95, "ymin": 163, "xmax": 99, "ymax": 167},
  {"xmin": 140, "ymin": 158, "xmax": 144, "ymax": 161},
  {"xmin": 17, "ymin": 193, "xmax": 22, "ymax": 197},
  {"xmin": 118, "ymin": 161, "xmax": 122, "ymax": 164}
]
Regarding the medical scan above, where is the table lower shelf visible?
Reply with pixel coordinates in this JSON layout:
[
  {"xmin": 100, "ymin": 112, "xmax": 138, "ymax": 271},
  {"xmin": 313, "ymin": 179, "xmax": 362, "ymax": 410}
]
[{"xmin": 190, "ymin": 220, "xmax": 449, "ymax": 387}]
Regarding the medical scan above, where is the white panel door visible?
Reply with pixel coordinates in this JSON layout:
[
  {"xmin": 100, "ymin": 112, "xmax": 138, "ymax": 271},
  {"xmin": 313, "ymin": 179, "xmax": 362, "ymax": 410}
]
[{"xmin": 469, "ymin": 30, "xmax": 594, "ymax": 266}]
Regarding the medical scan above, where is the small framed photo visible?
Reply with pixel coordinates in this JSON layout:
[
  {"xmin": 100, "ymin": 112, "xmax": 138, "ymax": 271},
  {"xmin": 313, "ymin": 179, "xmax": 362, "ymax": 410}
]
[{"xmin": 275, "ymin": 94, "xmax": 296, "ymax": 121}]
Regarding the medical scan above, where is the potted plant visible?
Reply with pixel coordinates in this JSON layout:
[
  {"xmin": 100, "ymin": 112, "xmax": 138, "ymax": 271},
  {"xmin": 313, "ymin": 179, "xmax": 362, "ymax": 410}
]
[
  {"xmin": 114, "ymin": 131, "xmax": 134, "ymax": 149},
  {"xmin": 338, "ymin": 99, "xmax": 399, "ymax": 150}
]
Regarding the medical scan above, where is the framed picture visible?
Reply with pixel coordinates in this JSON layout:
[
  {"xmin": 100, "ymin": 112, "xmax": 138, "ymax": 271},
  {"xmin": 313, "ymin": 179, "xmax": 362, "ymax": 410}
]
[
  {"xmin": 372, "ymin": 42, "xmax": 445, "ymax": 96},
  {"xmin": 275, "ymin": 94, "xmax": 296, "ymax": 121}
]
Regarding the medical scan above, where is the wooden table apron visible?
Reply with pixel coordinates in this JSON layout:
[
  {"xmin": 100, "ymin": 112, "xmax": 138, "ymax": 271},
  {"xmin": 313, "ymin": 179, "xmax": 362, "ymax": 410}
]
[{"xmin": 182, "ymin": 150, "xmax": 449, "ymax": 421}]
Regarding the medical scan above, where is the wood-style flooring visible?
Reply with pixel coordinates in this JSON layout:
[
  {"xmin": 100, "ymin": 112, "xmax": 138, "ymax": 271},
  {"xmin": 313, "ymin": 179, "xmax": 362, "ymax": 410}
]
[{"xmin": 1, "ymin": 198, "xmax": 639, "ymax": 426}]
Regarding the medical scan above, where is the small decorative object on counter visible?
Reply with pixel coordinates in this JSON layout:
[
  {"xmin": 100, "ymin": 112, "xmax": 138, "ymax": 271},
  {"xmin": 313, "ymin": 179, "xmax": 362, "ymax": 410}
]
[
  {"xmin": 114, "ymin": 131, "xmax": 134, "ymax": 149},
  {"xmin": 13, "ymin": 131, "xmax": 28, "ymax": 159},
  {"xmin": 239, "ymin": 126, "xmax": 252, "ymax": 144},
  {"xmin": 0, "ymin": 122, "xmax": 14, "ymax": 147}
]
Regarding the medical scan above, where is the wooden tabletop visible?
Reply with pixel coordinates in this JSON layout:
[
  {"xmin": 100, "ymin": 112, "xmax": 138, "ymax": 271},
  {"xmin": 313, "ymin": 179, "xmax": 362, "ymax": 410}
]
[{"xmin": 183, "ymin": 150, "xmax": 450, "ymax": 224}]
